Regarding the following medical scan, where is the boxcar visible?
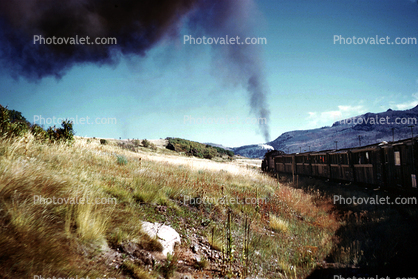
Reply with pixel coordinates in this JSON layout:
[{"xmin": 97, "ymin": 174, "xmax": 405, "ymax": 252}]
[
  {"xmin": 274, "ymin": 154, "xmax": 294, "ymax": 174},
  {"xmin": 350, "ymin": 147, "xmax": 384, "ymax": 186},
  {"xmin": 262, "ymin": 138, "xmax": 418, "ymax": 192},
  {"xmin": 329, "ymin": 150, "xmax": 354, "ymax": 182},
  {"xmin": 310, "ymin": 152, "xmax": 330, "ymax": 178},
  {"xmin": 295, "ymin": 153, "xmax": 312, "ymax": 176},
  {"xmin": 262, "ymin": 150, "xmax": 283, "ymax": 172},
  {"xmin": 381, "ymin": 139, "xmax": 418, "ymax": 189}
]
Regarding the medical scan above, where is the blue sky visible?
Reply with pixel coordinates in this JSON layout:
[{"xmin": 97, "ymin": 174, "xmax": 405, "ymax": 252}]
[{"xmin": 1, "ymin": 0, "xmax": 418, "ymax": 147}]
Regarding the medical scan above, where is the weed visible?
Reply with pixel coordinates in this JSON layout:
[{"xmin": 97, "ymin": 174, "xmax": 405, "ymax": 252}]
[
  {"xmin": 194, "ymin": 256, "xmax": 208, "ymax": 270},
  {"xmin": 157, "ymin": 253, "xmax": 177, "ymax": 279},
  {"xmin": 269, "ymin": 214, "xmax": 289, "ymax": 233},
  {"xmin": 117, "ymin": 154, "xmax": 128, "ymax": 165},
  {"xmin": 122, "ymin": 261, "xmax": 154, "ymax": 279}
]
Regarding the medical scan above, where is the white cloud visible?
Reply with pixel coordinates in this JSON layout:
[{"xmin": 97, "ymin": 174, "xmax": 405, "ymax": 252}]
[
  {"xmin": 391, "ymin": 92, "xmax": 418, "ymax": 110},
  {"xmin": 306, "ymin": 104, "xmax": 367, "ymax": 128}
]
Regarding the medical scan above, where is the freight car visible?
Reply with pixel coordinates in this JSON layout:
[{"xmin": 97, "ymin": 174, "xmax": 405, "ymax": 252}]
[
  {"xmin": 262, "ymin": 138, "xmax": 418, "ymax": 190},
  {"xmin": 261, "ymin": 150, "xmax": 284, "ymax": 172}
]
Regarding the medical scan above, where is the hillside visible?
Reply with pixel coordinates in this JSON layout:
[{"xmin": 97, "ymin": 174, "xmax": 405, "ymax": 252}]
[
  {"xmin": 233, "ymin": 106, "xmax": 418, "ymax": 158},
  {"xmin": 1, "ymin": 105, "xmax": 418, "ymax": 278},
  {"xmin": 0, "ymin": 134, "xmax": 340, "ymax": 279},
  {"xmin": 231, "ymin": 143, "xmax": 274, "ymax": 159}
]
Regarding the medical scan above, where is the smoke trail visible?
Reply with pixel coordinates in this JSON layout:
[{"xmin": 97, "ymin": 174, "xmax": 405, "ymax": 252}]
[
  {"xmin": 0, "ymin": 0, "xmax": 270, "ymax": 141},
  {"xmin": 188, "ymin": 0, "xmax": 270, "ymax": 142}
]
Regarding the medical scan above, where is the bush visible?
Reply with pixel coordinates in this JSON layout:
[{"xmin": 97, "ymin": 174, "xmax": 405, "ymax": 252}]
[
  {"xmin": 31, "ymin": 124, "xmax": 48, "ymax": 141},
  {"xmin": 100, "ymin": 139, "xmax": 107, "ymax": 145},
  {"xmin": 0, "ymin": 105, "xmax": 30, "ymax": 137},
  {"xmin": 141, "ymin": 139, "xmax": 150, "ymax": 148},
  {"xmin": 46, "ymin": 120, "xmax": 75, "ymax": 143},
  {"xmin": 166, "ymin": 138, "xmax": 232, "ymax": 159},
  {"xmin": 132, "ymin": 139, "xmax": 141, "ymax": 147},
  {"xmin": 117, "ymin": 155, "xmax": 128, "ymax": 165}
]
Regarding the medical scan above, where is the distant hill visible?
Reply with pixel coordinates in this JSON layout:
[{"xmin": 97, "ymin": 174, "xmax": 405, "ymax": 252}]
[
  {"xmin": 231, "ymin": 144, "xmax": 274, "ymax": 159},
  {"xmin": 232, "ymin": 105, "xmax": 418, "ymax": 158},
  {"xmin": 204, "ymin": 142, "xmax": 232, "ymax": 151}
]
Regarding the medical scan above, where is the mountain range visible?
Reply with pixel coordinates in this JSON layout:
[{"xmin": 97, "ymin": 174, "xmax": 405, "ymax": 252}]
[{"xmin": 229, "ymin": 105, "xmax": 418, "ymax": 158}]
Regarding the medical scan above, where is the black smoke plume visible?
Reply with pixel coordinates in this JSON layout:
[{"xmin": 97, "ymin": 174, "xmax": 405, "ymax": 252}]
[
  {"xmin": 188, "ymin": 0, "xmax": 270, "ymax": 141},
  {"xmin": 0, "ymin": 0, "xmax": 270, "ymax": 141}
]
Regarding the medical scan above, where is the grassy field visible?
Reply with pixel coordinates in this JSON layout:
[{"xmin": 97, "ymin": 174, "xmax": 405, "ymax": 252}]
[{"xmin": 0, "ymin": 134, "xmax": 360, "ymax": 279}]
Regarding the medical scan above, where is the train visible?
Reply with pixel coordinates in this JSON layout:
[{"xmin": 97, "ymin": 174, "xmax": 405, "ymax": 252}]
[{"xmin": 262, "ymin": 137, "xmax": 418, "ymax": 190}]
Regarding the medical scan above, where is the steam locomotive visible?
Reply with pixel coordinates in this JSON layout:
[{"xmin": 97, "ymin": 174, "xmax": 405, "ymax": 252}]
[{"xmin": 262, "ymin": 137, "xmax": 418, "ymax": 190}]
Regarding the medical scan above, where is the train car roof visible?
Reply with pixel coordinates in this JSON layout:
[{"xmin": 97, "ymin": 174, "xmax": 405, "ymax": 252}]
[{"xmin": 271, "ymin": 137, "xmax": 418, "ymax": 157}]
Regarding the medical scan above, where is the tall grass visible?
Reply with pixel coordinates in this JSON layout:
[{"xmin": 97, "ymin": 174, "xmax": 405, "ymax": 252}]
[{"xmin": 0, "ymin": 135, "xmax": 341, "ymax": 278}]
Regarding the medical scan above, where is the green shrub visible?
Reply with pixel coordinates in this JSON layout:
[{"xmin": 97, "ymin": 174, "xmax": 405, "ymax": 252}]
[
  {"xmin": 132, "ymin": 139, "xmax": 141, "ymax": 146},
  {"xmin": 100, "ymin": 139, "xmax": 107, "ymax": 145},
  {"xmin": 142, "ymin": 139, "xmax": 150, "ymax": 148},
  {"xmin": 46, "ymin": 120, "xmax": 75, "ymax": 143},
  {"xmin": 117, "ymin": 155, "xmax": 128, "ymax": 165},
  {"xmin": 166, "ymin": 138, "xmax": 233, "ymax": 159},
  {"xmin": 0, "ymin": 105, "xmax": 30, "ymax": 137},
  {"xmin": 0, "ymin": 106, "xmax": 75, "ymax": 144},
  {"xmin": 157, "ymin": 253, "xmax": 177, "ymax": 279},
  {"xmin": 31, "ymin": 124, "xmax": 48, "ymax": 141}
]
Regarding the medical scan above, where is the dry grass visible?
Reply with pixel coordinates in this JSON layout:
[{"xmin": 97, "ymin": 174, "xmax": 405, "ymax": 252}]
[
  {"xmin": 0, "ymin": 135, "xmax": 341, "ymax": 278},
  {"xmin": 269, "ymin": 214, "xmax": 289, "ymax": 233}
]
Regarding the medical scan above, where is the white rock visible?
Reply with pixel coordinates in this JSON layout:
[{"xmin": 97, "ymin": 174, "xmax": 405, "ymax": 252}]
[{"xmin": 141, "ymin": 221, "xmax": 181, "ymax": 257}]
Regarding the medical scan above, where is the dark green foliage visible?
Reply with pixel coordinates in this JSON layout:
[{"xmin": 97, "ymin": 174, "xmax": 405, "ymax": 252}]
[
  {"xmin": 0, "ymin": 105, "xmax": 29, "ymax": 137},
  {"xmin": 141, "ymin": 139, "xmax": 150, "ymax": 148},
  {"xmin": 0, "ymin": 105, "xmax": 74, "ymax": 144},
  {"xmin": 8, "ymin": 109, "xmax": 28, "ymax": 123},
  {"xmin": 166, "ymin": 138, "xmax": 233, "ymax": 159},
  {"xmin": 30, "ymin": 124, "xmax": 48, "ymax": 141},
  {"xmin": 47, "ymin": 120, "xmax": 75, "ymax": 143},
  {"xmin": 100, "ymin": 139, "xmax": 108, "ymax": 145}
]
